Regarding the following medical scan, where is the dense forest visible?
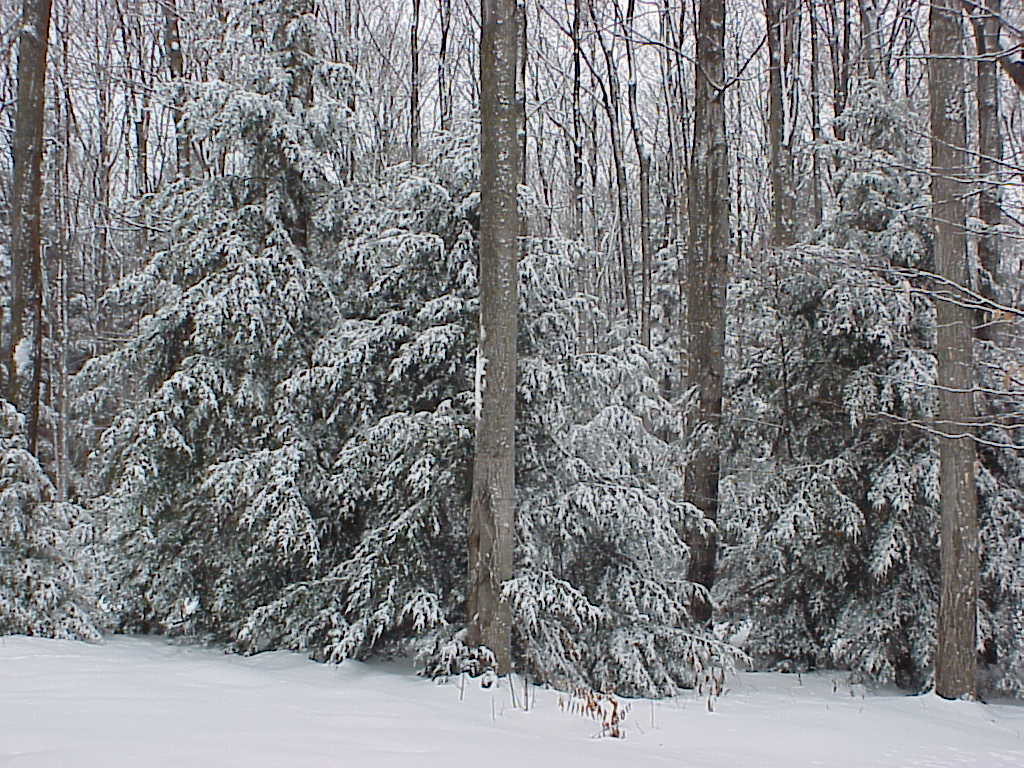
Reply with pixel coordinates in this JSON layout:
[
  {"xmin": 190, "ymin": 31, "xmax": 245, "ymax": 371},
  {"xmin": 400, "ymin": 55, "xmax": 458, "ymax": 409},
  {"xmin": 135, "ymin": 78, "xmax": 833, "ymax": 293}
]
[{"xmin": 1, "ymin": 0, "xmax": 1022, "ymax": 702}]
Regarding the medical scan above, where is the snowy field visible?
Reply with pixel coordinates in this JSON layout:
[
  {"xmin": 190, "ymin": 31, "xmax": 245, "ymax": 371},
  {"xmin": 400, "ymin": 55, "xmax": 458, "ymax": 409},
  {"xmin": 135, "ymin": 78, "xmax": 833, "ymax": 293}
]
[{"xmin": 2, "ymin": 636, "xmax": 1023, "ymax": 767}]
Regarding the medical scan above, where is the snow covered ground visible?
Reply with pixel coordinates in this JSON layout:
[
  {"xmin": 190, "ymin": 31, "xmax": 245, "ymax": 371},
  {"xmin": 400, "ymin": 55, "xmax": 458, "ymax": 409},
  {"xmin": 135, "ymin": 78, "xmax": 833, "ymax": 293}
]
[{"xmin": 2, "ymin": 636, "xmax": 1022, "ymax": 767}]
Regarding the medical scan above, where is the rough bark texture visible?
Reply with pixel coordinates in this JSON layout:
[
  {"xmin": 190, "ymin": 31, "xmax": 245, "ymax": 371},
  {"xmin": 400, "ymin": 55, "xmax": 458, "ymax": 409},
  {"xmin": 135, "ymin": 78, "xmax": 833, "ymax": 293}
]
[
  {"xmin": 966, "ymin": 0, "xmax": 1004, "ymax": 343},
  {"xmin": 468, "ymin": 0, "xmax": 520, "ymax": 676},
  {"xmin": 929, "ymin": 0, "xmax": 979, "ymax": 701},
  {"xmin": 685, "ymin": 0, "xmax": 729, "ymax": 625},
  {"xmin": 6, "ymin": 0, "xmax": 54, "ymax": 425}
]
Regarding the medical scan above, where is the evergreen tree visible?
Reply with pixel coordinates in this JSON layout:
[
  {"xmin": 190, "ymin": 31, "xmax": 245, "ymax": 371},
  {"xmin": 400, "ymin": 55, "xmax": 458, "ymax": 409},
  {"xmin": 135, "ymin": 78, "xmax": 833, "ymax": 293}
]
[
  {"xmin": 719, "ymin": 81, "xmax": 1024, "ymax": 694},
  {"xmin": 237, "ymin": 157, "xmax": 737, "ymax": 695},
  {"xmin": 0, "ymin": 399, "xmax": 98, "ymax": 639},
  {"xmin": 78, "ymin": 0, "xmax": 351, "ymax": 636}
]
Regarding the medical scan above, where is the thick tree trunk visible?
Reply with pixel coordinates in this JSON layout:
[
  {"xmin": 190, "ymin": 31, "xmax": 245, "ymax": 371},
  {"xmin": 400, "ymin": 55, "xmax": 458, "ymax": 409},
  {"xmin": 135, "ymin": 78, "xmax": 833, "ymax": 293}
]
[
  {"xmin": 929, "ymin": 0, "xmax": 979, "ymax": 701},
  {"xmin": 468, "ymin": 0, "xmax": 520, "ymax": 676},
  {"xmin": 6, "ymin": 0, "xmax": 54, "ymax": 428},
  {"xmin": 685, "ymin": 0, "xmax": 729, "ymax": 625}
]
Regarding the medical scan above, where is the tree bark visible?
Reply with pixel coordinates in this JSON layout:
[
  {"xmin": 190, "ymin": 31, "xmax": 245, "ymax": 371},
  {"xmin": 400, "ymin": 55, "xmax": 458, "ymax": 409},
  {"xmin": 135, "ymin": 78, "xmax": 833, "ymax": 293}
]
[
  {"xmin": 966, "ymin": 0, "xmax": 1004, "ymax": 344},
  {"xmin": 808, "ymin": 0, "xmax": 823, "ymax": 227},
  {"xmin": 625, "ymin": 0, "xmax": 652, "ymax": 347},
  {"xmin": 410, "ymin": 0, "xmax": 421, "ymax": 164},
  {"xmin": 824, "ymin": 0, "xmax": 851, "ymax": 143},
  {"xmin": 6, "ymin": 0, "xmax": 54, "ymax": 433},
  {"xmin": 275, "ymin": 0, "xmax": 314, "ymax": 250},
  {"xmin": 766, "ymin": 0, "xmax": 795, "ymax": 246},
  {"xmin": 437, "ymin": 0, "xmax": 452, "ymax": 132},
  {"xmin": 468, "ymin": 0, "xmax": 520, "ymax": 676},
  {"xmin": 570, "ymin": 0, "xmax": 583, "ymax": 241},
  {"xmin": 589, "ymin": 0, "xmax": 635, "ymax": 326},
  {"xmin": 929, "ymin": 0, "xmax": 979, "ymax": 701},
  {"xmin": 685, "ymin": 0, "xmax": 729, "ymax": 625},
  {"xmin": 859, "ymin": 0, "xmax": 880, "ymax": 80},
  {"xmin": 162, "ymin": 0, "xmax": 190, "ymax": 178}
]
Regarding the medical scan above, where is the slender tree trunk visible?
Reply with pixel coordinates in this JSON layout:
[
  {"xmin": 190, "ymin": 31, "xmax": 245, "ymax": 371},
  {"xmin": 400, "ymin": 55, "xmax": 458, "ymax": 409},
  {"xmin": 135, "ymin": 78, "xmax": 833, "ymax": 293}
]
[
  {"xmin": 343, "ymin": 0, "xmax": 358, "ymax": 181},
  {"xmin": 531, "ymin": 57, "xmax": 553, "ymax": 236},
  {"xmin": 516, "ymin": 0, "xmax": 527, "ymax": 187},
  {"xmin": 685, "ymin": 0, "xmax": 729, "ymax": 625},
  {"xmin": 825, "ymin": 0, "xmax": 851, "ymax": 143},
  {"xmin": 7, "ymin": 0, "xmax": 54, "ymax": 427},
  {"xmin": 410, "ymin": 0, "xmax": 421, "ymax": 164},
  {"xmin": 438, "ymin": 0, "xmax": 451, "ymax": 132},
  {"xmin": 808, "ymin": 0, "xmax": 823, "ymax": 227},
  {"xmin": 570, "ymin": 0, "xmax": 583, "ymax": 241},
  {"xmin": 625, "ymin": 0, "xmax": 652, "ymax": 347},
  {"xmin": 277, "ymin": 0, "xmax": 314, "ymax": 250},
  {"xmin": 859, "ymin": 0, "xmax": 879, "ymax": 79},
  {"xmin": 162, "ymin": 0, "xmax": 190, "ymax": 178},
  {"xmin": 468, "ymin": 0, "xmax": 520, "ymax": 676},
  {"xmin": 52, "ymin": 45, "xmax": 70, "ymax": 499},
  {"xmin": 766, "ymin": 0, "xmax": 794, "ymax": 246},
  {"xmin": 589, "ymin": 0, "xmax": 634, "ymax": 326},
  {"xmin": 28, "ymin": 237, "xmax": 44, "ymax": 455},
  {"xmin": 929, "ymin": 0, "xmax": 978, "ymax": 701},
  {"xmin": 966, "ymin": 0, "xmax": 1004, "ymax": 344}
]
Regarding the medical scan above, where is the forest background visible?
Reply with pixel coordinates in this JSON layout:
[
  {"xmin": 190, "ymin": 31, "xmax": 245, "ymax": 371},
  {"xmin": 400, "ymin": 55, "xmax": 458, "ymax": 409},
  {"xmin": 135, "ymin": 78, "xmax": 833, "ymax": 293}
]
[{"xmin": 1, "ymin": 0, "xmax": 1022, "ymax": 702}]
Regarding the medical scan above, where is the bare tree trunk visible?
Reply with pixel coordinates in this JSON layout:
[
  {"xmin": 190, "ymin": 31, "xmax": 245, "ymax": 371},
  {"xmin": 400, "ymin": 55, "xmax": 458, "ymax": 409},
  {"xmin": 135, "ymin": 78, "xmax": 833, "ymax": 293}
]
[
  {"xmin": 52, "ymin": 44, "xmax": 71, "ymax": 500},
  {"xmin": 6, "ymin": 0, "xmax": 54, "ymax": 434},
  {"xmin": 570, "ymin": 0, "xmax": 583, "ymax": 241},
  {"xmin": 162, "ymin": 0, "xmax": 190, "ymax": 178},
  {"xmin": 468, "ymin": 0, "xmax": 521, "ymax": 676},
  {"xmin": 808, "ymin": 0, "xmax": 823, "ymax": 227},
  {"xmin": 530, "ymin": 56, "xmax": 553, "ymax": 236},
  {"xmin": 516, "ymin": 0, "xmax": 527, "ymax": 187},
  {"xmin": 625, "ymin": 0, "xmax": 652, "ymax": 347},
  {"xmin": 28, "ymin": 235, "xmax": 44, "ymax": 455},
  {"xmin": 824, "ymin": 0, "xmax": 851, "ymax": 142},
  {"xmin": 966, "ymin": 0, "xmax": 1004, "ymax": 344},
  {"xmin": 859, "ymin": 0, "xmax": 879, "ymax": 79},
  {"xmin": 410, "ymin": 0, "xmax": 421, "ymax": 164},
  {"xmin": 343, "ymin": 0, "xmax": 358, "ymax": 181},
  {"xmin": 276, "ymin": 0, "xmax": 314, "ymax": 250},
  {"xmin": 929, "ymin": 0, "xmax": 978, "ymax": 701},
  {"xmin": 437, "ymin": 0, "xmax": 451, "ymax": 132},
  {"xmin": 685, "ymin": 0, "xmax": 729, "ymax": 625},
  {"xmin": 589, "ymin": 0, "xmax": 634, "ymax": 326},
  {"xmin": 766, "ymin": 0, "xmax": 794, "ymax": 246}
]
